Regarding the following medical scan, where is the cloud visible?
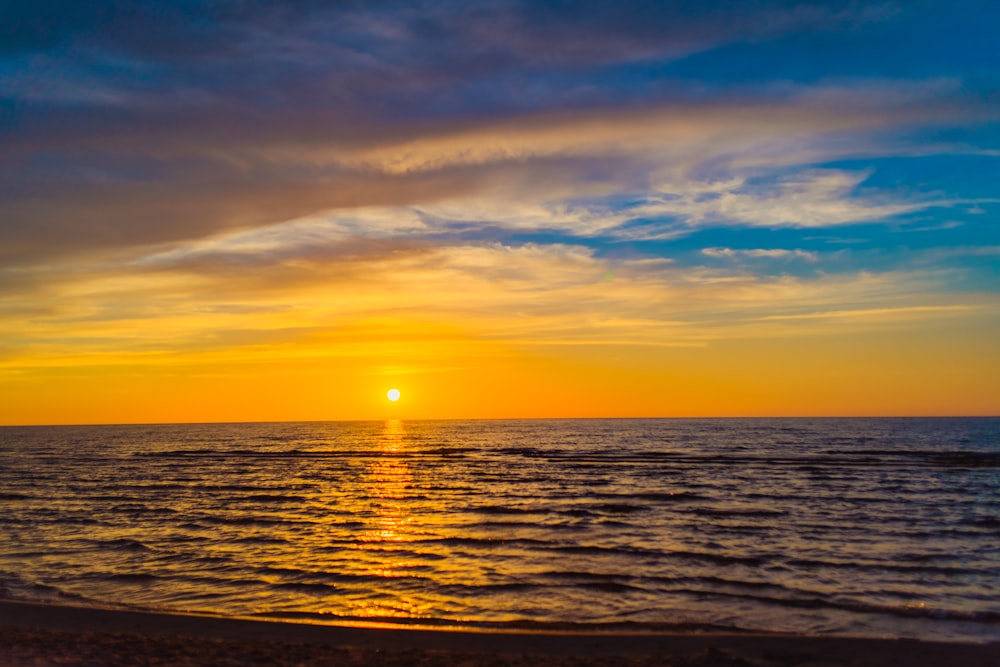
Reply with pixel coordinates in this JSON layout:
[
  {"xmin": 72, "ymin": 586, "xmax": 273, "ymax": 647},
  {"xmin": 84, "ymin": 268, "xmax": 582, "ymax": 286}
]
[
  {"xmin": 756, "ymin": 304, "xmax": 975, "ymax": 321},
  {"xmin": 114, "ymin": 162, "xmax": 928, "ymax": 273},
  {"xmin": 702, "ymin": 248, "xmax": 820, "ymax": 261},
  {"xmin": 3, "ymin": 234, "xmax": 988, "ymax": 375},
  {"xmin": 0, "ymin": 0, "xmax": 975, "ymax": 269},
  {"xmin": 1, "ymin": 1, "xmax": 995, "ymax": 374},
  {"xmin": 1, "ymin": 2, "xmax": 888, "ymax": 76},
  {"xmin": 339, "ymin": 84, "xmax": 954, "ymax": 176},
  {"xmin": 618, "ymin": 169, "xmax": 944, "ymax": 237}
]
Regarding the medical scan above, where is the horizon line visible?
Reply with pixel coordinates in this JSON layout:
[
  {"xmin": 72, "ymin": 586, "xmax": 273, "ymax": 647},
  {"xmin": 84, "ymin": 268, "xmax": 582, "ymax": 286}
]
[{"xmin": 3, "ymin": 415, "xmax": 998, "ymax": 428}]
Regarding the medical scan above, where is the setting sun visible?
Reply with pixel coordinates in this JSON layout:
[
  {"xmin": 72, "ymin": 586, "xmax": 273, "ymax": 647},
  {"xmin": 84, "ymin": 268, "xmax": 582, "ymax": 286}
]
[{"xmin": 386, "ymin": 389, "xmax": 401, "ymax": 402}]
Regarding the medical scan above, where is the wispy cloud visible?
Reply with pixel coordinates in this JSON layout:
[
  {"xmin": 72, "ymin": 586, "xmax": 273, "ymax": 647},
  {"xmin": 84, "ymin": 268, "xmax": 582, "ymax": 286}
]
[
  {"xmin": 702, "ymin": 248, "xmax": 820, "ymax": 261},
  {"xmin": 3, "ymin": 236, "xmax": 990, "ymax": 375},
  {"xmin": 756, "ymin": 304, "xmax": 975, "ymax": 321},
  {"xmin": 633, "ymin": 169, "xmax": 936, "ymax": 231},
  {"xmin": 1, "ymin": 65, "xmax": 976, "ymax": 266}
]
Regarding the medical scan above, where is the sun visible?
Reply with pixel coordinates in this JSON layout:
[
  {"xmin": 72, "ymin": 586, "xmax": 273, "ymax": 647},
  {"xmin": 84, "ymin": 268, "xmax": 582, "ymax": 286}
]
[{"xmin": 386, "ymin": 388, "xmax": 401, "ymax": 402}]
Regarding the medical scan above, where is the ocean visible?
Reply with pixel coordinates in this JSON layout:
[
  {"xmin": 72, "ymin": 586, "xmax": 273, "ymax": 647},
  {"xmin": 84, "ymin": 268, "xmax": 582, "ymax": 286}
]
[{"xmin": 1, "ymin": 418, "xmax": 997, "ymax": 642}]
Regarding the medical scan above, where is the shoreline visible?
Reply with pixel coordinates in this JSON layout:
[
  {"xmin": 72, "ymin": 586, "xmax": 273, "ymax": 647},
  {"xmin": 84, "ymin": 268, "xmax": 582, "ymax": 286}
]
[{"xmin": 2, "ymin": 600, "xmax": 998, "ymax": 666}]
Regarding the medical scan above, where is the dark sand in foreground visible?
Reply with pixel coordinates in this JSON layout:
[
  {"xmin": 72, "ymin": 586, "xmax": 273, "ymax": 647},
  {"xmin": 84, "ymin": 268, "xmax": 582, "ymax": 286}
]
[{"xmin": 1, "ymin": 601, "xmax": 997, "ymax": 666}]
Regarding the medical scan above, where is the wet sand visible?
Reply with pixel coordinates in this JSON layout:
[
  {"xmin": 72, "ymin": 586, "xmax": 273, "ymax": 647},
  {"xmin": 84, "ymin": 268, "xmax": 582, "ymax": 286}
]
[{"xmin": 1, "ymin": 600, "xmax": 997, "ymax": 666}]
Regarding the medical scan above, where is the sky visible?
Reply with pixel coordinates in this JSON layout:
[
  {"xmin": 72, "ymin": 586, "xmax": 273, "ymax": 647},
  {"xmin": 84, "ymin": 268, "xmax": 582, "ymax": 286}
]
[{"xmin": 1, "ymin": 0, "xmax": 998, "ymax": 424}]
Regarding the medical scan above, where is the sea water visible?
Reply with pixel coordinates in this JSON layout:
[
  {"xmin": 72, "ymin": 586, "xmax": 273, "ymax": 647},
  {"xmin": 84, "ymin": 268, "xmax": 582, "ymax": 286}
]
[{"xmin": 1, "ymin": 418, "xmax": 997, "ymax": 642}]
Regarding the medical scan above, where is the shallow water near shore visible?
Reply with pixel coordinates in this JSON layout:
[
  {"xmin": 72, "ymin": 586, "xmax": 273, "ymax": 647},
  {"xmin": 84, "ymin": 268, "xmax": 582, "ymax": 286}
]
[{"xmin": 1, "ymin": 418, "xmax": 998, "ymax": 642}]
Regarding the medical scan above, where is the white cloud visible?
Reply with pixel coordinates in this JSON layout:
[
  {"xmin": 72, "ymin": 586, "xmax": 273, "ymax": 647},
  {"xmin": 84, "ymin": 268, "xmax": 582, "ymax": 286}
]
[
  {"xmin": 702, "ymin": 248, "xmax": 819, "ymax": 261},
  {"xmin": 619, "ymin": 170, "xmax": 937, "ymax": 236},
  {"xmin": 130, "ymin": 165, "xmax": 948, "ymax": 261}
]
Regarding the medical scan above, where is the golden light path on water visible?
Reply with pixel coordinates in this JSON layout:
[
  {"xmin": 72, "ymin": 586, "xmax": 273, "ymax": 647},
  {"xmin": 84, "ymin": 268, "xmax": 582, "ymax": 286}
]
[{"xmin": 355, "ymin": 419, "xmax": 427, "ymax": 619}]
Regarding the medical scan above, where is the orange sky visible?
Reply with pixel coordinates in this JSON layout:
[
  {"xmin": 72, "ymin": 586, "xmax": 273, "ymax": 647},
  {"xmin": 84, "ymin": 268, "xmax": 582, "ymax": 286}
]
[{"xmin": 3, "ymin": 292, "xmax": 997, "ymax": 424}]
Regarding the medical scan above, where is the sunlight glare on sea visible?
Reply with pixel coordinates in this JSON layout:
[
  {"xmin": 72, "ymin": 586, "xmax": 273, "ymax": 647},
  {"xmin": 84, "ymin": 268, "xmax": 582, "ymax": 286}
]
[{"xmin": 1, "ymin": 418, "xmax": 998, "ymax": 642}]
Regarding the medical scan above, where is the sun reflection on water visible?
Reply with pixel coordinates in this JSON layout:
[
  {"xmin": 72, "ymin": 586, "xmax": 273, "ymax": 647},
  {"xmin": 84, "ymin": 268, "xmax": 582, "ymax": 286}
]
[
  {"xmin": 353, "ymin": 419, "xmax": 432, "ymax": 618},
  {"xmin": 362, "ymin": 419, "xmax": 410, "ymax": 542}
]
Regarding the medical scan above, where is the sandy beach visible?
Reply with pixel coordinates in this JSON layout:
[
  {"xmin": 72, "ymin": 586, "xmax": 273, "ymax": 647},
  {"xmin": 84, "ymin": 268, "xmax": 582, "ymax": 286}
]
[{"xmin": 0, "ymin": 600, "xmax": 996, "ymax": 667}]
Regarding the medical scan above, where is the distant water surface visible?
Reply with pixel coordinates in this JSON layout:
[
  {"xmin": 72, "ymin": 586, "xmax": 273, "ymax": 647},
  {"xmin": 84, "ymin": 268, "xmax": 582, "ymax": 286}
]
[{"xmin": 1, "ymin": 418, "xmax": 998, "ymax": 642}]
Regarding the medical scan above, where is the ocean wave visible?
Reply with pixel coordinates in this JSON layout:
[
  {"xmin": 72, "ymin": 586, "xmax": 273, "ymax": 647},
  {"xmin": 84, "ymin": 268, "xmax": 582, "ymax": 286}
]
[
  {"xmin": 466, "ymin": 504, "xmax": 539, "ymax": 515},
  {"xmin": 271, "ymin": 581, "xmax": 340, "ymax": 593},
  {"xmin": 3, "ymin": 418, "xmax": 999, "ymax": 643},
  {"xmin": 101, "ymin": 572, "xmax": 160, "ymax": 582},
  {"xmin": 90, "ymin": 538, "xmax": 153, "ymax": 552}
]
